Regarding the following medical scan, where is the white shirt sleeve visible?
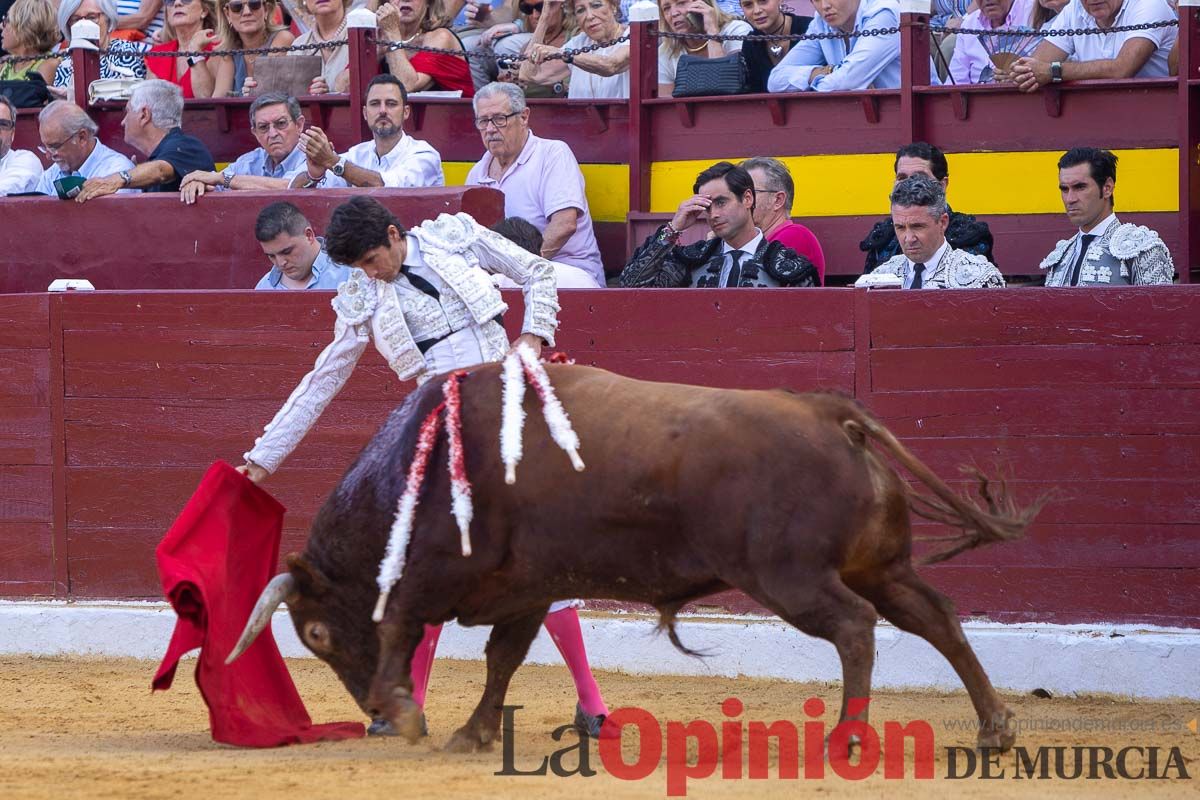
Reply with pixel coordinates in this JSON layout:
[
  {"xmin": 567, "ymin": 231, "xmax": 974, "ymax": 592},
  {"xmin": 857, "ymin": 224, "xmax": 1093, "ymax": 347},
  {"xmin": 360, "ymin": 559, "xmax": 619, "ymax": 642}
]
[
  {"xmin": 1125, "ymin": 0, "xmax": 1176, "ymax": 49},
  {"xmin": 465, "ymin": 219, "xmax": 560, "ymax": 346},
  {"xmin": 722, "ymin": 20, "xmax": 752, "ymax": 54},
  {"xmin": 245, "ymin": 316, "xmax": 370, "ymax": 474},
  {"xmin": 658, "ymin": 43, "xmax": 676, "ymax": 85},
  {"xmin": 1045, "ymin": 2, "xmax": 1078, "ymax": 59},
  {"xmin": 0, "ymin": 151, "xmax": 44, "ymax": 195},
  {"xmin": 376, "ymin": 141, "xmax": 444, "ymax": 188}
]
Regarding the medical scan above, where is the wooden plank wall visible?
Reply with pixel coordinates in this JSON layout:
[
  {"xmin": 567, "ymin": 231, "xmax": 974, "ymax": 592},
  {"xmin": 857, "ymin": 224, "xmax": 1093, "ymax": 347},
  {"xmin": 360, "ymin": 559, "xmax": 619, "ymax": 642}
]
[
  {"xmin": 0, "ymin": 295, "xmax": 56, "ymax": 596},
  {"xmin": 1, "ymin": 288, "xmax": 1196, "ymax": 627}
]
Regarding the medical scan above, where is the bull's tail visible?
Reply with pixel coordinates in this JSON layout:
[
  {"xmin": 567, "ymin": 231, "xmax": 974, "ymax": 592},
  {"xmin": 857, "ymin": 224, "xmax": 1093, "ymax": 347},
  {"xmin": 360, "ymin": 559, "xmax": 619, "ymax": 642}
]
[
  {"xmin": 843, "ymin": 412, "xmax": 1047, "ymax": 565},
  {"xmin": 655, "ymin": 607, "xmax": 713, "ymax": 659}
]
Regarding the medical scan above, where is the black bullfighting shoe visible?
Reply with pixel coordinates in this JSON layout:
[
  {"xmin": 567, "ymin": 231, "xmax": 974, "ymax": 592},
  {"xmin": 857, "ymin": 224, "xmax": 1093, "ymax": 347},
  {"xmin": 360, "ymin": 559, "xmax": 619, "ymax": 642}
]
[
  {"xmin": 367, "ymin": 715, "xmax": 429, "ymax": 737},
  {"xmin": 573, "ymin": 703, "xmax": 613, "ymax": 739}
]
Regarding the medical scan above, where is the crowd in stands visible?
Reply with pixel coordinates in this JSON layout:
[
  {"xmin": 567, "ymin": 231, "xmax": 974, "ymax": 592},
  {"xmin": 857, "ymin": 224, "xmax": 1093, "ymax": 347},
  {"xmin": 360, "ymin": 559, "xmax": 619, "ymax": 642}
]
[{"xmin": 0, "ymin": 0, "xmax": 1185, "ymax": 104}]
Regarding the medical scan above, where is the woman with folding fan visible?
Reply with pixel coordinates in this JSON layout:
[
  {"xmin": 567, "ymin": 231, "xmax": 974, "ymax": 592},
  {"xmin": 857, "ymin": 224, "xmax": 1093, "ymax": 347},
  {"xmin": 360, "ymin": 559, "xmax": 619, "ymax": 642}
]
[{"xmin": 948, "ymin": 0, "xmax": 1040, "ymax": 84}]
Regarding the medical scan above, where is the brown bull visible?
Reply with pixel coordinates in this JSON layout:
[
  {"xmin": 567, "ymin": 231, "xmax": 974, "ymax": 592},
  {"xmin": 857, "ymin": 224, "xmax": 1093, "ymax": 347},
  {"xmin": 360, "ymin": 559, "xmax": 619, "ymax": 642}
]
[{"xmin": 230, "ymin": 362, "xmax": 1041, "ymax": 754}]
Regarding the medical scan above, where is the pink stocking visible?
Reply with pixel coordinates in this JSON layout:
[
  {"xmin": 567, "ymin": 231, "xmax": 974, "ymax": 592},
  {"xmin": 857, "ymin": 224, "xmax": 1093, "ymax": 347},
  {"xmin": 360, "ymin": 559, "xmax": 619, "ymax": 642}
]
[
  {"xmin": 542, "ymin": 607, "xmax": 608, "ymax": 717},
  {"xmin": 409, "ymin": 623, "xmax": 443, "ymax": 709}
]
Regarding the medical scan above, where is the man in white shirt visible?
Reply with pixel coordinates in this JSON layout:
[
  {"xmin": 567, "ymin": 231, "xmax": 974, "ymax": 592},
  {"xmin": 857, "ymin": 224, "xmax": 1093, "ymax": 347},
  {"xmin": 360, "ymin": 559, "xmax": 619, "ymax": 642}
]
[
  {"xmin": 32, "ymin": 101, "xmax": 135, "ymax": 198},
  {"xmin": 1012, "ymin": 0, "xmax": 1177, "ymax": 91},
  {"xmin": 0, "ymin": 95, "xmax": 44, "ymax": 196},
  {"xmin": 1039, "ymin": 147, "xmax": 1174, "ymax": 285},
  {"xmin": 293, "ymin": 74, "xmax": 443, "ymax": 190},
  {"xmin": 867, "ymin": 175, "xmax": 1004, "ymax": 289},
  {"xmin": 465, "ymin": 82, "xmax": 604, "ymax": 287},
  {"xmin": 767, "ymin": 0, "xmax": 901, "ymax": 92},
  {"xmin": 179, "ymin": 93, "xmax": 308, "ymax": 204}
]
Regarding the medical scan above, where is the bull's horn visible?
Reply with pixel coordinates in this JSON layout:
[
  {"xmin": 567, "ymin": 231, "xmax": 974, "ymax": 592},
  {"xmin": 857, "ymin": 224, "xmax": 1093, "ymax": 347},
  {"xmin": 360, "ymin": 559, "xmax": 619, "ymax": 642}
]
[{"xmin": 225, "ymin": 573, "xmax": 297, "ymax": 665}]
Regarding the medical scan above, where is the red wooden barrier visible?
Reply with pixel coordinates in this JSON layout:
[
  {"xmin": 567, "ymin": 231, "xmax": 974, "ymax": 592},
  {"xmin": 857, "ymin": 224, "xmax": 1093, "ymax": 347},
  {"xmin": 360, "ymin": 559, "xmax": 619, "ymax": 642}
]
[
  {"xmin": 0, "ymin": 187, "xmax": 505, "ymax": 293},
  {"xmin": 1, "ymin": 287, "xmax": 1197, "ymax": 628}
]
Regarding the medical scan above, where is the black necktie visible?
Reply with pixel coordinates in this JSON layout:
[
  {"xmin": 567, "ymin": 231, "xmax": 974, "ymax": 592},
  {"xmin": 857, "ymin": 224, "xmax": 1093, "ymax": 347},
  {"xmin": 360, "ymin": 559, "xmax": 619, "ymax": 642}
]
[
  {"xmin": 725, "ymin": 251, "xmax": 744, "ymax": 288},
  {"xmin": 401, "ymin": 265, "xmax": 440, "ymax": 300},
  {"xmin": 910, "ymin": 262, "xmax": 926, "ymax": 290},
  {"xmin": 1068, "ymin": 234, "xmax": 1097, "ymax": 286}
]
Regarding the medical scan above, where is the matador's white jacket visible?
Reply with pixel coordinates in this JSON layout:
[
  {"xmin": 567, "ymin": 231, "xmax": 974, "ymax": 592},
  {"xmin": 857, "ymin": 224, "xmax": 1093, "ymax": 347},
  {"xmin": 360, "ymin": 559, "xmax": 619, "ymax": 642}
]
[
  {"xmin": 1039, "ymin": 214, "xmax": 1174, "ymax": 287},
  {"xmin": 245, "ymin": 213, "xmax": 560, "ymax": 475},
  {"xmin": 870, "ymin": 246, "xmax": 1005, "ymax": 289}
]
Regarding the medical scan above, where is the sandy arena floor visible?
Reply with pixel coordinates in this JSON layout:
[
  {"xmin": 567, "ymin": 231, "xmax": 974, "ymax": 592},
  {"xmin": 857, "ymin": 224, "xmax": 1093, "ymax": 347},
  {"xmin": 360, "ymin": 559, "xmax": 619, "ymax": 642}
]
[{"xmin": 0, "ymin": 656, "xmax": 1195, "ymax": 799}]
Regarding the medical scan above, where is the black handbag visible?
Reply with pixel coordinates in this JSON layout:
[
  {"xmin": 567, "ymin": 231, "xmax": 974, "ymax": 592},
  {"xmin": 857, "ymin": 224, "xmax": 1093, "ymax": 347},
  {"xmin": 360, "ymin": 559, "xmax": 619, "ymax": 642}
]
[
  {"xmin": 0, "ymin": 71, "xmax": 51, "ymax": 108},
  {"xmin": 671, "ymin": 51, "xmax": 749, "ymax": 98}
]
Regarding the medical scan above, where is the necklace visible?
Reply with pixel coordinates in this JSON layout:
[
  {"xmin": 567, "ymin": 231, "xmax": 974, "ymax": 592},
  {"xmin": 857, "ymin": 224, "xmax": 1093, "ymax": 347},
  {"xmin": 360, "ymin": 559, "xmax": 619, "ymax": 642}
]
[
  {"xmin": 399, "ymin": 29, "xmax": 420, "ymax": 45},
  {"xmin": 767, "ymin": 17, "xmax": 787, "ymax": 58},
  {"xmin": 684, "ymin": 39, "xmax": 707, "ymax": 53}
]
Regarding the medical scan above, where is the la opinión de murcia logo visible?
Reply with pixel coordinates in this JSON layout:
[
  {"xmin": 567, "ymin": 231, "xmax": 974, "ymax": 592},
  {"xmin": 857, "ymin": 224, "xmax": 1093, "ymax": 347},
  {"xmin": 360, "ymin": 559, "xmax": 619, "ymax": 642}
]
[{"xmin": 495, "ymin": 701, "xmax": 1193, "ymax": 795}]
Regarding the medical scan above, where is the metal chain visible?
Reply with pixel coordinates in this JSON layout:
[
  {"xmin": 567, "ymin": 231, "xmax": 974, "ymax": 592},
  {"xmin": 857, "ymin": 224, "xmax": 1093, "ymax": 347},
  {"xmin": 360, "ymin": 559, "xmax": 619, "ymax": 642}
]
[
  {"xmin": 0, "ymin": 52, "xmax": 51, "ymax": 66},
  {"xmin": 97, "ymin": 39, "xmax": 348, "ymax": 59},
  {"xmin": 932, "ymin": 19, "xmax": 1178, "ymax": 36},
  {"xmin": 654, "ymin": 26, "xmax": 900, "ymax": 43}
]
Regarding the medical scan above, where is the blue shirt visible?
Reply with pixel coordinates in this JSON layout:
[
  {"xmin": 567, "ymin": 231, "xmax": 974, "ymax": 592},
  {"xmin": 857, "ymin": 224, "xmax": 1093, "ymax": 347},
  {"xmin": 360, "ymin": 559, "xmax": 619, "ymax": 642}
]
[
  {"xmin": 255, "ymin": 245, "xmax": 350, "ymax": 290},
  {"xmin": 226, "ymin": 144, "xmax": 307, "ymax": 181},
  {"xmin": 34, "ymin": 141, "xmax": 136, "ymax": 196},
  {"xmin": 767, "ymin": 0, "xmax": 901, "ymax": 93},
  {"xmin": 146, "ymin": 127, "xmax": 216, "ymax": 193}
]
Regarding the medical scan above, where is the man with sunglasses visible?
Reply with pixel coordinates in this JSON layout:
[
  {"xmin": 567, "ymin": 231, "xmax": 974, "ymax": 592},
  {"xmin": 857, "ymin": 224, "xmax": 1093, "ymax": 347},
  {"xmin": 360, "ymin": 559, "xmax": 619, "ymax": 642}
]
[
  {"xmin": 0, "ymin": 94, "xmax": 41, "ymax": 195},
  {"xmin": 32, "ymin": 101, "xmax": 136, "ymax": 197},
  {"xmin": 179, "ymin": 93, "xmax": 307, "ymax": 204}
]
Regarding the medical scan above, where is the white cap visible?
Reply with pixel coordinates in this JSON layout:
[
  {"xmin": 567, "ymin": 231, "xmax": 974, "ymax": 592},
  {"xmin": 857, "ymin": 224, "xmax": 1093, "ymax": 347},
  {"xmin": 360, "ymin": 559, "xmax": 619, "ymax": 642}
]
[
  {"xmin": 897, "ymin": 0, "xmax": 933, "ymax": 12},
  {"xmin": 628, "ymin": 0, "xmax": 659, "ymax": 22},
  {"xmin": 48, "ymin": 279, "xmax": 96, "ymax": 292},
  {"xmin": 854, "ymin": 273, "xmax": 903, "ymax": 289},
  {"xmin": 346, "ymin": 7, "xmax": 378, "ymax": 28},
  {"xmin": 69, "ymin": 19, "xmax": 100, "ymax": 50}
]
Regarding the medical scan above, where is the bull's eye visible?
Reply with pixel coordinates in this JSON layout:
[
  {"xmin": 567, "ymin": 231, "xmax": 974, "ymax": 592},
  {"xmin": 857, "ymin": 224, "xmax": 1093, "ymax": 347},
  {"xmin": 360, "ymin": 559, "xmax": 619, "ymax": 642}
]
[{"xmin": 304, "ymin": 620, "xmax": 331, "ymax": 652}]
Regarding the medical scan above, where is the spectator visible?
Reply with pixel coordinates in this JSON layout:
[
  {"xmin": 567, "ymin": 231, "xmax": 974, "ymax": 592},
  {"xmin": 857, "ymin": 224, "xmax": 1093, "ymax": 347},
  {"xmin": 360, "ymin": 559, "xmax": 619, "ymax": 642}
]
[
  {"xmin": 620, "ymin": 160, "xmax": 819, "ymax": 287},
  {"xmin": 253, "ymin": 201, "xmax": 350, "ymax": 290},
  {"xmin": 33, "ymin": 100, "xmax": 135, "ymax": 195},
  {"xmin": 179, "ymin": 92, "xmax": 306, "ymax": 203},
  {"xmin": 54, "ymin": 0, "xmax": 149, "ymax": 96},
  {"xmin": 740, "ymin": 156, "xmax": 826, "ymax": 284},
  {"xmin": 1039, "ymin": 147, "xmax": 1173, "ymax": 286},
  {"xmin": 739, "ymin": 0, "xmax": 812, "ymax": 94},
  {"xmin": 492, "ymin": 215, "xmax": 544, "ymax": 254},
  {"xmin": 656, "ymin": 0, "xmax": 751, "ymax": 96},
  {"xmin": 950, "ymin": 0, "xmax": 1038, "ymax": 85},
  {"xmin": 1011, "ymin": 0, "xmax": 1176, "ymax": 91},
  {"xmin": 526, "ymin": 0, "xmax": 629, "ymax": 99},
  {"xmin": 147, "ymin": 0, "xmax": 221, "ymax": 99},
  {"xmin": 213, "ymin": 0, "xmax": 295, "ymax": 97},
  {"xmin": 510, "ymin": 0, "xmax": 574, "ymax": 95},
  {"xmin": 768, "ymin": 0, "xmax": 900, "ymax": 92},
  {"xmin": 378, "ymin": 0, "xmax": 475, "ymax": 96},
  {"xmin": 0, "ymin": 0, "xmax": 60, "ymax": 86},
  {"xmin": 866, "ymin": 175, "xmax": 1004, "ymax": 289},
  {"xmin": 293, "ymin": 73, "xmax": 443, "ymax": 188},
  {"xmin": 1031, "ymin": 0, "xmax": 1066, "ymax": 28},
  {"xmin": 0, "ymin": 95, "xmax": 42, "ymax": 194},
  {"xmin": 460, "ymin": 0, "xmax": 520, "ymax": 89},
  {"xmin": 466, "ymin": 81, "xmax": 604, "ymax": 287},
  {"xmin": 75, "ymin": 79, "xmax": 215, "ymax": 200},
  {"xmin": 115, "ymin": 0, "xmax": 165, "ymax": 41},
  {"xmin": 860, "ymin": 142, "xmax": 994, "ymax": 274},
  {"xmin": 290, "ymin": 0, "xmax": 351, "ymax": 95}
]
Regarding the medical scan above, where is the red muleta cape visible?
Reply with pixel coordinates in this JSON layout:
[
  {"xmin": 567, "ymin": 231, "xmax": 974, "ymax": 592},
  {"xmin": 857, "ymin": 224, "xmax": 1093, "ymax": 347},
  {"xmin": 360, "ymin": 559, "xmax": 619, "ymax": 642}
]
[{"xmin": 152, "ymin": 461, "xmax": 364, "ymax": 747}]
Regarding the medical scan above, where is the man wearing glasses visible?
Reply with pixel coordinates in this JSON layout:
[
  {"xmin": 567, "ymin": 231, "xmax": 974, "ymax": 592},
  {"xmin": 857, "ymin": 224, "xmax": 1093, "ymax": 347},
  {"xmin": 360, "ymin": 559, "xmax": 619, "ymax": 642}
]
[
  {"xmin": 0, "ymin": 95, "xmax": 42, "ymax": 195},
  {"xmin": 179, "ymin": 93, "xmax": 307, "ymax": 204},
  {"xmin": 465, "ymin": 81, "xmax": 604, "ymax": 287},
  {"xmin": 292, "ymin": 74, "xmax": 443, "ymax": 190},
  {"xmin": 31, "ymin": 100, "xmax": 136, "ymax": 197}
]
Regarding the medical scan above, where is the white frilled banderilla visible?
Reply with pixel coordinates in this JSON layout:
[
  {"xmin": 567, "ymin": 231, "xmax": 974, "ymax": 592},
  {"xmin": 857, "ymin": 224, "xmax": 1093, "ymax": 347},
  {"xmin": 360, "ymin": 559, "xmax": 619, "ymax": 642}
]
[{"xmin": 372, "ymin": 344, "xmax": 586, "ymax": 623}]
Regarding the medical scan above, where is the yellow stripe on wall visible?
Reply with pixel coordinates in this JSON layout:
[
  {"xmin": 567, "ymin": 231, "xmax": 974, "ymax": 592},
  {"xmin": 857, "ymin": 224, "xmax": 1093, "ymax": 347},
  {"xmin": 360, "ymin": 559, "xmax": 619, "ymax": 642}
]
[
  {"xmin": 443, "ymin": 162, "xmax": 630, "ymax": 223},
  {"xmin": 649, "ymin": 149, "xmax": 1179, "ymax": 217}
]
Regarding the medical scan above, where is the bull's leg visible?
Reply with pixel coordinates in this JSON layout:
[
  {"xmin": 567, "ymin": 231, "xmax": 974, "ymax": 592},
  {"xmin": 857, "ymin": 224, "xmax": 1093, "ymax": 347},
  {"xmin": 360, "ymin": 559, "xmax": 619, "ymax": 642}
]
[
  {"xmin": 751, "ymin": 574, "xmax": 878, "ymax": 749},
  {"xmin": 445, "ymin": 609, "xmax": 547, "ymax": 754},
  {"xmin": 847, "ymin": 565, "xmax": 1016, "ymax": 752},
  {"xmin": 366, "ymin": 616, "xmax": 429, "ymax": 744}
]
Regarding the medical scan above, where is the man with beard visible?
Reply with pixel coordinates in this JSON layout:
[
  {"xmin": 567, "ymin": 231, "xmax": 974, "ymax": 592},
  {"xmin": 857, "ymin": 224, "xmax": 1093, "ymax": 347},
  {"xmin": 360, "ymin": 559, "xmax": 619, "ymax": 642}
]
[
  {"xmin": 618, "ymin": 161, "xmax": 819, "ymax": 288},
  {"xmin": 292, "ymin": 74, "xmax": 443, "ymax": 190}
]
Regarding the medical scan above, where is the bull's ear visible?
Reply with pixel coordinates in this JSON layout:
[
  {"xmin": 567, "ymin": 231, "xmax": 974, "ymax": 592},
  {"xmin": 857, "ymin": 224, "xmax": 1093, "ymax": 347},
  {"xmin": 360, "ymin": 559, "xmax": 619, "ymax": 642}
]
[{"xmin": 286, "ymin": 552, "xmax": 332, "ymax": 597}]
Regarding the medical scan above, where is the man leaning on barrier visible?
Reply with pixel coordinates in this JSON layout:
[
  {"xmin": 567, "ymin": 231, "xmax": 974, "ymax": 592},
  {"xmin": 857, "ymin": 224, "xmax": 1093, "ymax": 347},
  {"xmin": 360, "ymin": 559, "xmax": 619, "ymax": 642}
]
[
  {"xmin": 766, "ymin": 0, "xmax": 901, "ymax": 92},
  {"xmin": 33, "ymin": 101, "xmax": 136, "ymax": 197},
  {"xmin": 180, "ymin": 93, "xmax": 308, "ymax": 204},
  {"xmin": 618, "ymin": 161, "xmax": 819, "ymax": 288},
  {"xmin": 1011, "ymin": 0, "xmax": 1177, "ymax": 91}
]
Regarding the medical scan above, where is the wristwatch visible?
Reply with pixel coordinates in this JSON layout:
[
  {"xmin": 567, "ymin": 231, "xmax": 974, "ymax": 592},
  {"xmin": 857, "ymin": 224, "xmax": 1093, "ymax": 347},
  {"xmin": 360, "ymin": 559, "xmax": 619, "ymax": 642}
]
[
  {"xmin": 1050, "ymin": 61, "xmax": 1063, "ymax": 83},
  {"xmin": 221, "ymin": 169, "xmax": 235, "ymax": 190},
  {"xmin": 187, "ymin": 55, "xmax": 207, "ymax": 67},
  {"xmin": 119, "ymin": 170, "xmax": 132, "ymax": 187},
  {"xmin": 331, "ymin": 156, "xmax": 347, "ymax": 177}
]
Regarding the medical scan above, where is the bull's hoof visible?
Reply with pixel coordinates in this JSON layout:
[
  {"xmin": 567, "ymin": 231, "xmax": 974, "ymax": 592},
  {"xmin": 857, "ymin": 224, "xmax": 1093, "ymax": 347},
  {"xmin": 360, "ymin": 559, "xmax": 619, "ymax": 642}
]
[
  {"xmin": 824, "ymin": 731, "xmax": 862, "ymax": 760},
  {"xmin": 386, "ymin": 692, "xmax": 427, "ymax": 744},
  {"xmin": 368, "ymin": 716, "xmax": 428, "ymax": 738},
  {"xmin": 977, "ymin": 709, "xmax": 1017, "ymax": 752},
  {"xmin": 574, "ymin": 703, "xmax": 619, "ymax": 740},
  {"xmin": 444, "ymin": 724, "xmax": 494, "ymax": 754}
]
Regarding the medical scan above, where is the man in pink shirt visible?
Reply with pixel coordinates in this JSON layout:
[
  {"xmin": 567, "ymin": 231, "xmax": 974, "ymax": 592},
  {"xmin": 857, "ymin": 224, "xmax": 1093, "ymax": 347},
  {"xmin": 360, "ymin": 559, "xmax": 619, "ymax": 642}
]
[
  {"xmin": 465, "ymin": 82, "xmax": 605, "ymax": 288},
  {"xmin": 741, "ymin": 157, "xmax": 826, "ymax": 285}
]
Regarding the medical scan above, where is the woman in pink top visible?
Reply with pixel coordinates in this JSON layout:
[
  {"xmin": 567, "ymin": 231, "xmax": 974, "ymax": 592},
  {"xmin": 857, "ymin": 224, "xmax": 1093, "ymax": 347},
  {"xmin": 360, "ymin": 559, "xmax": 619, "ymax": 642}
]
[{"xmin": 741, "ymin": 156, "xmax": 826, "ymax": 285}]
